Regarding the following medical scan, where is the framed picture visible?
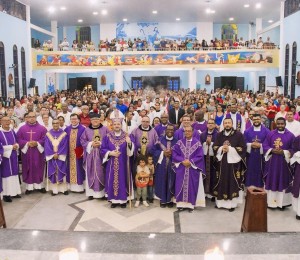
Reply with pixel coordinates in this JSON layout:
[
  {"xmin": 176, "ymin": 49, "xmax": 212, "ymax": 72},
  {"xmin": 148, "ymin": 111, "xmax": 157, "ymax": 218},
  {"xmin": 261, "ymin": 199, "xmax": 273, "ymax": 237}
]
[{"xmin": 205, "ymin": 74, "xmax": 211, "ymax": 85}]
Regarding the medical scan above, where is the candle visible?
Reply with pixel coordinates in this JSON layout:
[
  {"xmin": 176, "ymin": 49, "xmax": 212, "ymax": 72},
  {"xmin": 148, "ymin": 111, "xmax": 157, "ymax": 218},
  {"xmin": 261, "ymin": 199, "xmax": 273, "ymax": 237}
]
[
  {"xmin": 59, "ymin": 248, "xmax": 79, "ymax": 260},
  {"xmin": 204, "ymin": 247, "xmax": 224, "ymax": 260}
]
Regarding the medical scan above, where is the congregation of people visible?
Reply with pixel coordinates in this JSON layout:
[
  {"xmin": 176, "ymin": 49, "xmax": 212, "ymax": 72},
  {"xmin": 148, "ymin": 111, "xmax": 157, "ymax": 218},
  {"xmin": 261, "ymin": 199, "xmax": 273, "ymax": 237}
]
[
  {"xmin": 1, "ymin": 87, "xmax": 300, "ymax": 220},
  {"xmin": 33, "ymin": 35, "xmax": 276, "ymax": 52}
]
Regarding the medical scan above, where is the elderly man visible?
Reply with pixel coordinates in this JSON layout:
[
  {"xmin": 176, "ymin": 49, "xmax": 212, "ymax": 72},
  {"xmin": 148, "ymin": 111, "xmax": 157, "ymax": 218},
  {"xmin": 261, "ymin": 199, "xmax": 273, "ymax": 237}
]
[{"xmin": 79, "ymin": 105, "xmax": 91, "ymax": 127}]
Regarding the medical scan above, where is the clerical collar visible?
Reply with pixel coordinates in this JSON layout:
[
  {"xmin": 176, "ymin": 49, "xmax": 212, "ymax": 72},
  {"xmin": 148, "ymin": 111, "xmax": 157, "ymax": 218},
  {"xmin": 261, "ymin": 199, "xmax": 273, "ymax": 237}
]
[
  {"xmin": 196, "ymin": 120, "xmax": 206, "ymax": 124},
  {"xmin": 0, "ymin": 127, "xmax": 11, "ymax": 132},
  {"xmin": 224, "ymin": 130, "xmax": 233, "ymax": 136},
  {"xmin": 89, "ymin": 124, "xmax": 103, "ymax": 130},
  {"xmin": 208, "ymin": 130, "xmax": 213, "ymax": 134},
  {"xmin": 186, "ymin": 138, "xmax": 193, "ymax": 142},
  {"xmin": 166, "ymin": 136, "xmax": 173, "ymax": 140},
  {"xmin": 253, "ymin": 125, "xmax": 261, "ymax": 131},
  {"xmin": 278, "ymin": 130, "xmax": 285, "ymax": 134},
  {"xmin": 139, "ymin": 125, "xmax": 151, "ymax": 132},
  {"xmin": 162, "ymin": 123, "xmax": 168, "ymax": 127},
  {"xmin": 114, "ymin": 131, "xmax": 122, "ymax": 136},
  {"xmin": 71, "ymin": 124, "xmax": 79, "ymax": 128}
]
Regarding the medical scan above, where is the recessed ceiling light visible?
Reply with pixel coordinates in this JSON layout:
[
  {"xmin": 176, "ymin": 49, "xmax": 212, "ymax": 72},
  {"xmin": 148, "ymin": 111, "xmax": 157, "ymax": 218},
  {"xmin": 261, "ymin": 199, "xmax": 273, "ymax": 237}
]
[
  {"xmin": 268, "ymin": 20, "xmax": 273, "ymax": 23},
  {"xmin": 229, "ymin": 17, "xmax": 234, "ymax": 21},
  {"xmin": 244, "ymin": 4, "xmax": 250, "ymax": 8},
  {"xmin": 78, "ymin": 19, "xmax": 83, "ymax": 23},
  {"xmin": 93, "ymin": 11, "xmax": 98, "ymax": 15},
  {"xmin": 206, "ymin": 8, "xmax": 215, "ymax": 14},
  {"xmin": 152, "ymin": 10, "xmax": 158, "ymax": 14},
  {"xmin": 176, "ymin": 18, "xmax": 181, "ymax": 21},
  {"xmin": 256, "ymin": 3, "xmax": 262, "ymax": 9},
  {"xmin": 123, "ymin": 18, "xmax": 128, "ymax": 22},
  {"xmin": 101, "ymin": 9, "xmax": 108, "ymax": 15},
  {"xmin": 48, "ymin": 6, "xmax": 55, "ymax": 13},
  {"xmin": 60, "ymin": 6, "xmax": 66, "ymax": 11}
]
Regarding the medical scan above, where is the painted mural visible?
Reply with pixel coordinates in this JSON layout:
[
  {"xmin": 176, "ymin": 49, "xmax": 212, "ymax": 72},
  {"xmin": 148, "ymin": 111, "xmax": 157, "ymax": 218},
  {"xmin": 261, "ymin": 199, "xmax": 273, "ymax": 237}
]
[
  {"xmin": 221, "ymin": 24, "xmax": 238, "ymax": 41},
  {"xmin": 33, "ymin": 50, "xmax": 278, "ymax": 69},
  {"xmin": 116, "ymin": 22, "xmax": 197, "ymax": 46}
]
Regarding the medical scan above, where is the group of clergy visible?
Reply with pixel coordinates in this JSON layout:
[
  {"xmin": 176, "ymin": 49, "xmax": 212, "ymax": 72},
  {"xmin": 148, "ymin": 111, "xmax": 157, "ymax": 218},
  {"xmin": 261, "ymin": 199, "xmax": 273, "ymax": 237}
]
[{"xmin": 2, "ymin": 106, "xmax": 300, "ymax": 221}]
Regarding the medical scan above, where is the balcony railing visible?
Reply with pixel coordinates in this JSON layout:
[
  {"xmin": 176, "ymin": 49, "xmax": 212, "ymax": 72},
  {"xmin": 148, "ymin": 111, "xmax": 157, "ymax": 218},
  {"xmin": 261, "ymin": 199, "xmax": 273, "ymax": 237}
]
[{"xmin": 32, "ymin": 47, "xmax": 279, "ymax": 70}]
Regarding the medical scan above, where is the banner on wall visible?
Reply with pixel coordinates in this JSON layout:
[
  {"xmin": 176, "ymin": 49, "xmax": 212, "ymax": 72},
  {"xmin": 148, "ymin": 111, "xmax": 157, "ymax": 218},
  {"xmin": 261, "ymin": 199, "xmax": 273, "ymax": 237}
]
[
  {"xmin": 33, "ymin": 49, "xmax": 279, "ymax": 69},
  {"xmin": 46, "ymin": 73, "xmax": 56, "ymax": 93}
]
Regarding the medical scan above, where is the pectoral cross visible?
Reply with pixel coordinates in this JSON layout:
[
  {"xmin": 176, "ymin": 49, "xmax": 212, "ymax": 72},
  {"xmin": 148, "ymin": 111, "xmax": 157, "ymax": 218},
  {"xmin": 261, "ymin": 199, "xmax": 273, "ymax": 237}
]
[{"xmin": 26, "ymin": 130, "xmax": 36, "ymax": 141}]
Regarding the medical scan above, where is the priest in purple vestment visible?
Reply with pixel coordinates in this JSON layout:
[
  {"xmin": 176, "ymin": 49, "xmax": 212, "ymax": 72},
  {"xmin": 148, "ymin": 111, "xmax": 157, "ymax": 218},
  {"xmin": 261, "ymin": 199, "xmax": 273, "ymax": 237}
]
[
  {"xmin": 81, "ymin": 113, "xmax": 109, "ymax": 200},
  {"xmin": 290, "ymin": 135, "xmax": 300, "ymax": 220},
  {"xmin": 0, "ymin": 142, "xmax": 4, "ymax": 197},
  {"xmin": 101, "ymin": 119, "xmax": 135, "ymax": 208},
  {"xmin": 174, "ymin": 114, "xmax": 200, "ymax": 140},
  {"xmin": 17, "ymin": 112, "xmax": 47, "ymax": 194},
  {"xmin": 244, "ymin": 114, "xmax": 270, "ymax": 188},
  {"xmin": 192, "ymin": 110, "xmax": 207, "ymax": 134},
  {"xmin": 263, "ymin": 117, "xmax": 295, "ymax": 209},
  {"xmin": 220, "ymin": 104, "xmax": 245, "ymax": 133},
  {"xmin": 152, "ymin": 124, "xmax": 177, "ymax": 208},
  {"xmin": 154, "ymin": 113, "xmax": 169, "ymax": 138},
  {"xmin": 65, "ymin": 113, "xmax": 86, "ymax": 192},
  {"xmin": 0, "ymin": 116, "xmax": 21, "ymax": 202},
  {"xmin": 172, "ymin": 125, "xmax": 206, "ymax": 212},
  {"xmin": 45, "ymin": 119, "xmax": 68, "ymax": 196},
  {"xmin": 213, "ymin": 117, "xmax": 247, "ymax": 212},
  {"xmin": 200, "ymin": 118, "xmax": 218, "ymax": 199}
]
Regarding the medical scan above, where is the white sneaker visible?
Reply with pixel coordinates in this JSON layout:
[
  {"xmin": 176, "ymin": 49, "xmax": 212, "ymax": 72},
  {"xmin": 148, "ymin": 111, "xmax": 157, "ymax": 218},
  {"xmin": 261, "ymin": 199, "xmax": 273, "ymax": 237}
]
[
  {"xmin": 143, "ymin": 201, "xmax": 149, "ymax": 207},
  {"xmin": 134, "ymin": 201, "xmax": 140, "ymax": 208}
]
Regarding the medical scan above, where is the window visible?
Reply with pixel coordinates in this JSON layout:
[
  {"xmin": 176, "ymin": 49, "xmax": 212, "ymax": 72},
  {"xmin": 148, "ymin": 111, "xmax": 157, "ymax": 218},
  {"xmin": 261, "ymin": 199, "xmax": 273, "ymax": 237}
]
[
  {"xmin": 284, "ymin": 44, "xmax": 290, "ymax": 97},
  {"xmin": 131, "ymin": 77, "xmax": 142, "ymax": 90},
  {"xmin": 21, "ymin": 47, "xmax": 27, "ymax": 96},
  {"xmin": 168, "ymin": 77, "xmax": 180, "ymax": 91},
  {"xmin": 291, "ymin": 42, "xmax": 297, "ymax": 99},
  {"xmin": 13, "ymin": 45, "xmax": 20, "ymax": 99},
  {"xmin": 0, "ymin": 42, "xmax": 7, "ymax": 98}
]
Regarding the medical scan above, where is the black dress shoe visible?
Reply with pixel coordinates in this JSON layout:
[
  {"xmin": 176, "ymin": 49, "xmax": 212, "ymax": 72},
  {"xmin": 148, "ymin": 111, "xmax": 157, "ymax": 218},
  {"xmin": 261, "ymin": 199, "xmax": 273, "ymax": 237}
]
[
  {"xmin": 12, "ymin": 194, "xmax": 21, "ymax": 199},
  {"xmin": 214, "ymin": 205, "xmax": 219, "ymax": 209},
  {"xmin": 51, "ymin": 192, "xmax": 57, "ymax": 196},
  {"xmin": 160, "ymin": 203, "xmax": 167, "ymax": 208},
  {"xmin": 25, "ymin": 190, "xmax": 32, "ymax": 195},
  {"xmin": 211, "ymin": 197, "xmax": 216, "ymax": 202},
  {"xmin": 177, "ymin": 207, "xmax": 184, "ymax": 211},
  {"xmin": 40, "ymin": 188, "xmax": 46, "ymax": 194},
  {"xmin": 88, "ymin": 196, "xmax": 94, "ymax": 200},
  {"xmin": 296, "ymin": 215, "xmax": 300, "ymax": 220},
  {"xmin": 100, "ymin": 197, "xmax": 107, "ymax": 201},
  {"xmin": 3, "ymin": 196, "xmax": 12, "ymax": 203},
  {"xmin": 120, "ymin": 203, "xmax": 127, "ymax": 208},
  {"xmin": 167, "ymin": 202, "xmax": 174, "ymax": 208},
  {"xmin": 64, "ymin": 191, "xmax": 69, "ymax": 195},
  {"xmin": 188, "ymin": 208, "xmax": 194, "ymax": 213},
  {"xmin": 110, "ymin": 203, "xmax": 117, "ymax": 208},
  {"xmin": 228, "ymin": 208, "xmax": 235, "ymax": 212}
]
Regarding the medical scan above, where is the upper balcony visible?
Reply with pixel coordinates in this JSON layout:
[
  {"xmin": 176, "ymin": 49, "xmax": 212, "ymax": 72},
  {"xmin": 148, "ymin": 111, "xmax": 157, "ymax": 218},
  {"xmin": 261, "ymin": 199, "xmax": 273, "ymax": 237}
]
[{"xmin": 32, "ymin": 46, "xmax": 279, "ymax": 71}]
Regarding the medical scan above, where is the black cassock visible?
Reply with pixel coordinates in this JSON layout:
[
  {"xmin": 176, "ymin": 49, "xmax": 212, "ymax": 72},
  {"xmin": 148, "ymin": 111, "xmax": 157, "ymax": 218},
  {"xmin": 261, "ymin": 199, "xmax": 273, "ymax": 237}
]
[{"xmin": 212, "ymin": 130, "xmax": 247, "ymax": 201}]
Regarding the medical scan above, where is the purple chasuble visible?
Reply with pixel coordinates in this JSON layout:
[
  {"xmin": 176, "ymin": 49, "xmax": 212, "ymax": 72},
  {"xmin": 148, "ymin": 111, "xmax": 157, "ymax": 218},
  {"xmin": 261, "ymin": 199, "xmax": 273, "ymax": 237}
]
[
  {"xmin": 0, "ymin": 143, "xmax": 3, "ymax": 193},
  {"xmin": 172, "ymin": 137, "xmax": 205, "ymax": 206},
  {"xmin": 244, "ymin": 125, "xmax": 270, "ymax": 187},
  {"xmin": 65, "ymin": 124, "xmax": 86, "ymax": 185},
  {"xmin": 130, "ymin": 125, "xmax": 158, "ymax": 156},
  {"xmin": 192, "ymin": 121, "xmax": 208, "ymax": 133},
  {"xmin": 154, "ymin": 124, "xmax": 168, "ymax": 138},
  {"xmin": 80, "ymin": 125, "xmax": 109, "ymax": 192},
  {"xmin": 44, "ymin": 129, "xmax": 68, "ymax": 183},
  {"xmin": 152, "ymin": 136, "xmax": 178, "ymax": 204},
  {"xmin": 174, "ymin": 127, "xmax": 200, "ymax": 141},
  {"xmin": 263, "ymin": 129, "xmax": 295, "ymax": 192},
  {"xmin": 17, "ymin": 123, "xmax": 47, "ymax": 184},
  {"xmin": 0, "ymin": 130, "xmax": 19, "ymax": 178},
  {"xmin": 101, "ymin": 130, "xmax": 134, "ymax": 201}
]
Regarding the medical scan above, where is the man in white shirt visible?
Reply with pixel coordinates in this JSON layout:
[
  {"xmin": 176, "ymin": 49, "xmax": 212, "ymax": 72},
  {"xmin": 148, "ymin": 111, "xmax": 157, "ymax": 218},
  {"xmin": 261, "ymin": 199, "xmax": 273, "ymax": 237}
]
[
  {"xmin": 57, "ymin": 103, "xmax": 71, "ymax": 126},
  {"xmin": 37, "ymin": 107, "xmax": 53, "ymax": 126},
  {"xmin": 286, "ymin": 111, "xmax": 300, "ymax": 137}
]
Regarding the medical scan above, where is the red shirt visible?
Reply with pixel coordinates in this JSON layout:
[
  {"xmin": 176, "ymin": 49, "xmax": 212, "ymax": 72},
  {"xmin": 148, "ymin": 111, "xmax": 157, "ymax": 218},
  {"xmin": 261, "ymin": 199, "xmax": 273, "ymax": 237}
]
[
  {"xmin": 267, "ymin": 105, "xmax": 277, "ymax": 119},
  {"xmin": 79, "ymin": 114, "xmax": 91, "ymax": 127}
]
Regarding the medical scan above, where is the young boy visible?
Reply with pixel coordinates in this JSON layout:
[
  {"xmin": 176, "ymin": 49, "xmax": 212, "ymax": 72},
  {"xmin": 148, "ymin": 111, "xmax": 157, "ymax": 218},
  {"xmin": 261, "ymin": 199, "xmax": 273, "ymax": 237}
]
[
  {"xmin": 135, "ymin": 156, "xmax": 150, "ymax": 207},
  {"xmin": 147, "ymin": 155, "xmax": 155, "ymax": 203}
]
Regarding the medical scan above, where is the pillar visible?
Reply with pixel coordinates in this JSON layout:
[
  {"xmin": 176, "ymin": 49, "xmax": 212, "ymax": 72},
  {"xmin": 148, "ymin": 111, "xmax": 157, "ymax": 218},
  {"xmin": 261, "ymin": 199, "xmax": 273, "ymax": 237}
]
[
  {"xmin": 279, "ymin": 0, "xmax": 285, "ymax": 80},
  {"xmin": 248, "ymin": 71, "xmax": 258, "ymax": 92},
  {"xmin": 26, "ymin": 5, "xmax": 33, "ymax": 96},
  {"xmin": 51, "ymin": 20, "xmax": 58, "ymax": 51},
  {"xmin": 256, "ymin": 18, "xmax": 262, "ymax": 38},
  {"xmin": 189, "ymin": 69, "xmax": 196, "ymax": 91},
  {"xmin": 114, "ymin": 69, "xmax": 123, "ymax": 92}
]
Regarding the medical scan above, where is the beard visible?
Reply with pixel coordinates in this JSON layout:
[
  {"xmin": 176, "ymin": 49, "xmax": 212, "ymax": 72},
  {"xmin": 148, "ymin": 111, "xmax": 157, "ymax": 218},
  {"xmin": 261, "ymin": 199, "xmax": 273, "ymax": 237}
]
[
  {"xmin": 225, "ymin": 126, "xmax": 232, "ymax": 132},
  {"xmin": 253, "ymin": 122, "xmax": 261, "ymax": 127}
]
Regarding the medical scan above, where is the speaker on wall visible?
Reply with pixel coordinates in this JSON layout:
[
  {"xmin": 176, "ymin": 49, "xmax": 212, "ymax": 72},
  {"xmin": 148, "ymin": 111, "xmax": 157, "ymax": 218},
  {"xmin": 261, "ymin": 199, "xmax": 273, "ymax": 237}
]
[
  {"xmin": 28, "ymin": 78, "xmax": 36, "ymax": 88},
  {"xmin": 276, "ymin": 76, "xmax": 283, "ymax": 86}
]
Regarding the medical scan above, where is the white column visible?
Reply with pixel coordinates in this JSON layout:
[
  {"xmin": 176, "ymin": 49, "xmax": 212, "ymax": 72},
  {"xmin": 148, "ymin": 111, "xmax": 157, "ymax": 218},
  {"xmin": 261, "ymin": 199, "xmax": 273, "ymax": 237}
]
[
  {"xmin": 256, "ymin": 18, "xmax": 262, "ymax": 38},
  {"xmin": 279, "ymin": 0, "xmax": 285, "ymax": 79},
  {"xmin": 51, "ymin": 20, "xmax": 58, "ymax": 51},
  {"xmin": 114, "ymin": 69, "xmax": 123, "ymax": 92},
  {"xmin": 248, "ymin": 24, "xmax": 252, "ymax": 41},
  {"xmin": 189, "ymin": 69, "xmax": 196, "ymax": 91},
  {"xmin": 64, "ymin": 74, "xmax": 68, "ymax": 90},
  {"xmin": 249, "ymin": 71, "xmax": 258, "ymax": 92}
]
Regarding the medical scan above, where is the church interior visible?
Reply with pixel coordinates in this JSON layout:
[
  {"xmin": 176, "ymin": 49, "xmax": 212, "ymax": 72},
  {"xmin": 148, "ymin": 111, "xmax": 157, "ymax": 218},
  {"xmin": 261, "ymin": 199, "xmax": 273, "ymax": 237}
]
[{"xmin": 1, "ymin": 0, "xmax": 300, "ymax": 259}]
